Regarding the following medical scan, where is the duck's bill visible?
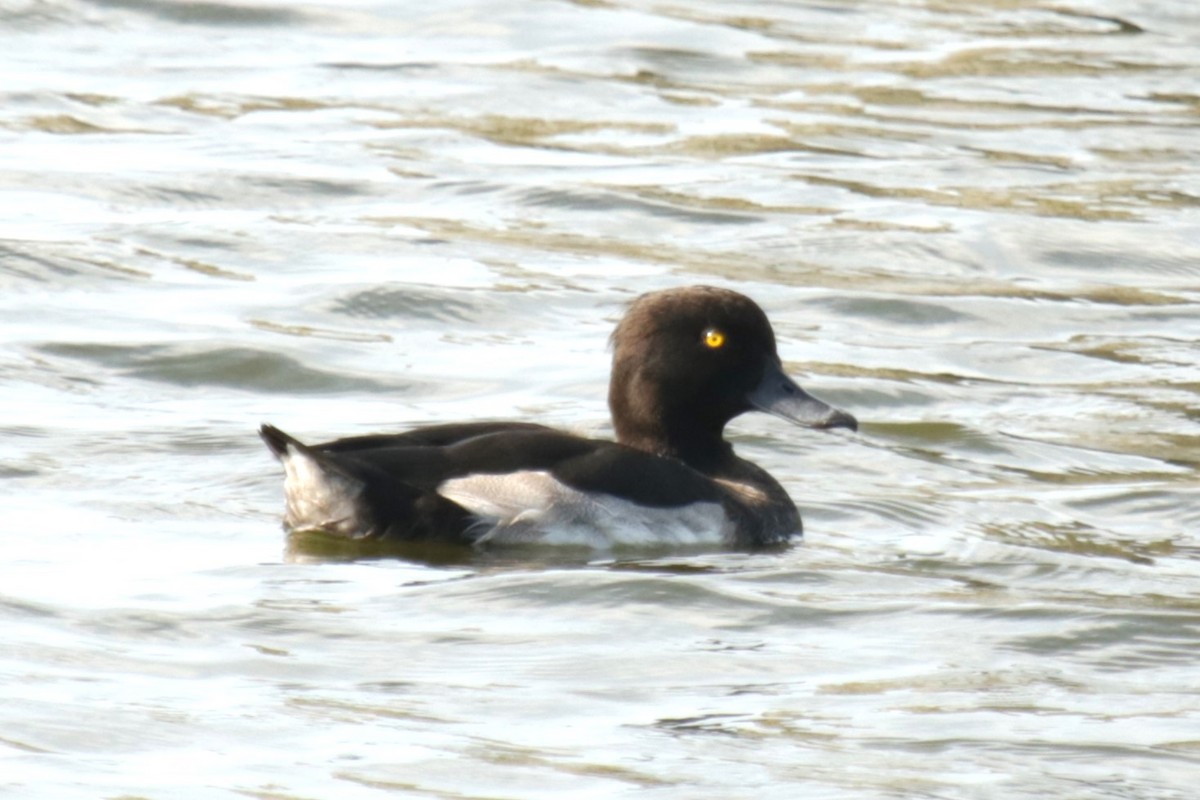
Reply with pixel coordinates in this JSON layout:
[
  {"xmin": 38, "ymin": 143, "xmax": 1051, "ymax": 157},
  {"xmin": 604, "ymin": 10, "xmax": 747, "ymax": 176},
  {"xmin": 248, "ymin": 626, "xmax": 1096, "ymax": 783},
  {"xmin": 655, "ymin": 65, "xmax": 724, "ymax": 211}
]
[{"xmin": 748, "ymin": 360, "xmax": 858, "ymax": 432}]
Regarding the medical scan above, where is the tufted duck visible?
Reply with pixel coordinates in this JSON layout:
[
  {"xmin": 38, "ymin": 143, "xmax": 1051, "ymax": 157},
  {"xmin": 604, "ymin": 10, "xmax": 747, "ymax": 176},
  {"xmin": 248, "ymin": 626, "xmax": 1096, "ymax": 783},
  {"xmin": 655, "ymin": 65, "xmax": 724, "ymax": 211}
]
[{"xmin": 261, "ymin": 286, "xmax": 856, "ymax": 549}]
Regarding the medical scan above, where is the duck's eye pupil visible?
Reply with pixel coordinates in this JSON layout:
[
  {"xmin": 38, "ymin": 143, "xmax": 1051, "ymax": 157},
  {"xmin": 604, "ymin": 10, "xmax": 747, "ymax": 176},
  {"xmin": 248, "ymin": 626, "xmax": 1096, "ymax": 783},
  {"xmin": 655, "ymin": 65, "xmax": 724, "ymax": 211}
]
[{"xmin": 704, "ymin": 329, "xmax": 726, "ymax": 349}]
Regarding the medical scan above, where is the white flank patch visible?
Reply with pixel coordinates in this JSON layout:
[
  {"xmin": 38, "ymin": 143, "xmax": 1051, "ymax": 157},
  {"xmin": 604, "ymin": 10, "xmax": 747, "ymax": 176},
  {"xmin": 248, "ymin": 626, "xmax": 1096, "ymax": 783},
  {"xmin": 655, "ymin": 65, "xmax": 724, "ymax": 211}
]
[
  {"xmin": 279, "ymin": 446, "xmax": 364, "ymax": 534},
  {"xmin": 438, "ymin": 470, "xmax": 733, "ymax": 548}
]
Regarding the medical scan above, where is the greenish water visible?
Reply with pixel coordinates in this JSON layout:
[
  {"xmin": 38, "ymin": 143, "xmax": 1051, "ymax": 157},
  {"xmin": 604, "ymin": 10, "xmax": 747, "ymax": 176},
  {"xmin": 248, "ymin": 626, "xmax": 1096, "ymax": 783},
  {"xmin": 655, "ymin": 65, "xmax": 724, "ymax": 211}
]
[{"xmin": 2, "ymin": 1, "xmax": 1198, "ymax": 798}]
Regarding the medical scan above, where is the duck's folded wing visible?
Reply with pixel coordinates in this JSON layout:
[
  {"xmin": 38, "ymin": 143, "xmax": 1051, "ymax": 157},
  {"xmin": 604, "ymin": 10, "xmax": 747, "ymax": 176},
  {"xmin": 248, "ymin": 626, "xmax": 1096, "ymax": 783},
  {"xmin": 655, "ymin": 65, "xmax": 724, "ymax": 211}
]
[{"xmin": 435, "ymin": 432, "xmax": 736, "ymax": 547}]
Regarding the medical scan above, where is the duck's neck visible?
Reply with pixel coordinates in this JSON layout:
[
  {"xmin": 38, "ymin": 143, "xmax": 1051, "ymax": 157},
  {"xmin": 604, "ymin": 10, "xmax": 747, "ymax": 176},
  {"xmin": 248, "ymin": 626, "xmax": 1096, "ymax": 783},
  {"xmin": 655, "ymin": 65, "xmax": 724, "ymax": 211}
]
[
  {"xmin": 613, "ymin": 414, "xmax": 734, "ymax": 474},
  {"xmin": 608, "ymin": 359, "xmax": 742, "ymax": 473}
]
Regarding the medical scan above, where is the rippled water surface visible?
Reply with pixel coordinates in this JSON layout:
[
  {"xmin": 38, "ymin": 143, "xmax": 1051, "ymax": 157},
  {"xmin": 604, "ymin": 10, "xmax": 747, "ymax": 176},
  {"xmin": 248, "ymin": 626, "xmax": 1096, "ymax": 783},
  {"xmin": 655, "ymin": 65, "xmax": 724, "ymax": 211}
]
[{"xmin": 3, "ymin": 0, "xmax": 1199, "ymax": 797}]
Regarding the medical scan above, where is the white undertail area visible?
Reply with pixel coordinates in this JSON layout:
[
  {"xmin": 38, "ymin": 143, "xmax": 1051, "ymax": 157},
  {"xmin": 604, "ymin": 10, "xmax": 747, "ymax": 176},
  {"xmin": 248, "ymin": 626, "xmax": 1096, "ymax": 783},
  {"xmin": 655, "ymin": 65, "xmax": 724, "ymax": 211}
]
[{"xmin": 279, "ymin": 446, "xmax": 366, "ymax": 537}]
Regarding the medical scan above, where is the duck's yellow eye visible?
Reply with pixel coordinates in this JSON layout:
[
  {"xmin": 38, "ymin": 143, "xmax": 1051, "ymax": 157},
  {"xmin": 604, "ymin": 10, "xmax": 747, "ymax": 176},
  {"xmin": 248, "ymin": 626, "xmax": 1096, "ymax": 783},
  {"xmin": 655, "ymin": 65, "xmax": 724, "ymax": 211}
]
[{"xmin": 703, "ymin": 328, "xmax": 726, "ymax": 349}]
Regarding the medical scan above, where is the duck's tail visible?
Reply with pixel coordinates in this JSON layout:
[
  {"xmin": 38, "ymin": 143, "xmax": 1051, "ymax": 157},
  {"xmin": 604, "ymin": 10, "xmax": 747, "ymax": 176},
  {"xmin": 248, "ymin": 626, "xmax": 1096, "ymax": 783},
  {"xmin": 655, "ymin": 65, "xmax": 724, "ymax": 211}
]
[
  {"xmin": 258, "ymin": 423, "xmax": 476, "ymax": 544},
  {"xmin": 259, "ymin": 423, "xmax": 378, "ymax": 538},
  {"xmin": 259, "ymin": 423, "xmax": 300, "ymax": 459}
]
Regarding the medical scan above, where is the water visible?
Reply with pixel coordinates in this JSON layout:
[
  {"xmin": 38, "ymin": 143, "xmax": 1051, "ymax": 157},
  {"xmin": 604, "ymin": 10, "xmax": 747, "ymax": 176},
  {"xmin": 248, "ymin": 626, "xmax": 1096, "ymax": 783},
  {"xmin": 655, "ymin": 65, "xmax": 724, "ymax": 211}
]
[{"xmin": 2, "ymin": 0, "xmax": 1199, "ymax": 797}]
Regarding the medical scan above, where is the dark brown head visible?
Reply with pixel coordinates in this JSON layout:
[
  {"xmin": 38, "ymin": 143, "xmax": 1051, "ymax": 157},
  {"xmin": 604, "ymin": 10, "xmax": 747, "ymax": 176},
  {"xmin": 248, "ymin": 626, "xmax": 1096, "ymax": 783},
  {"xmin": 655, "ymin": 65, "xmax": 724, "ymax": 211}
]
[{"xmin": 608, "ymin": 286, "xmax": 856, "ymax": 467}]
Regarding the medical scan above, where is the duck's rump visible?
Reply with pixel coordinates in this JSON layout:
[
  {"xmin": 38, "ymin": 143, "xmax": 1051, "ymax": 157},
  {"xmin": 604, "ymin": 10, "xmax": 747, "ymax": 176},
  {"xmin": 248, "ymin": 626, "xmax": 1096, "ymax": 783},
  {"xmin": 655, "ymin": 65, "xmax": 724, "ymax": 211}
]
[{"xmin": 260, "ymin": 423, "xmax": 746, "ymax": 547}]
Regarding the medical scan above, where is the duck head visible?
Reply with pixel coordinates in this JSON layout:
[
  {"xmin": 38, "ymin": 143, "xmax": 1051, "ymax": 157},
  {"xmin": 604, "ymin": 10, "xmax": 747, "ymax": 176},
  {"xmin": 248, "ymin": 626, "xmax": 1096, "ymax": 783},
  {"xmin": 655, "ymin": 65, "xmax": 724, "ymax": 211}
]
[{"xmin": 608, "ymin": 286, "xmax": 856, "ymax": 465}]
